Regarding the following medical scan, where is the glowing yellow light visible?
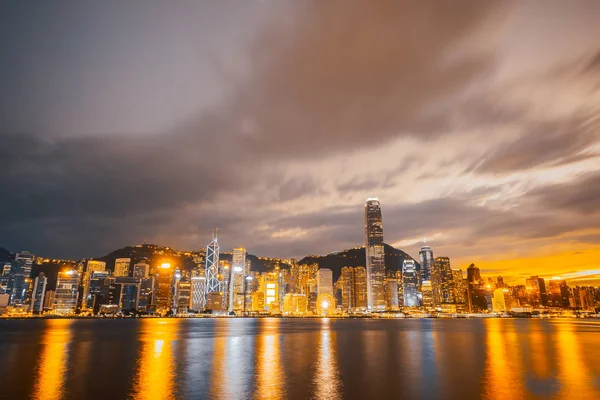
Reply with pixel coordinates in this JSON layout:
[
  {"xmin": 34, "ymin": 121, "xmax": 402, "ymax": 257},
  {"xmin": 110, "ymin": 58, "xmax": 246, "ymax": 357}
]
[
  {"xmin": 321, "ymin": 301, "xmax": 329, "ymax": 309},
  {"xmin": 160, "ymin": 263, "xmax": 171, "ymax": 269}
]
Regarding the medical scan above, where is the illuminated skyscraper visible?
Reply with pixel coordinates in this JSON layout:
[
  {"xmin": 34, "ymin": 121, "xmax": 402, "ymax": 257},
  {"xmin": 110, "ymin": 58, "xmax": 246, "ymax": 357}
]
[
  {"xmin": 317, "ymin": 268, "xmax": 333, "ymax": 296},
  {"xmin": 435, "ymin": 257, "xmax": 453, "ymax": 304},
  {"xmin": 29, "ymin": 273, "xmax": 47, "ymax": 314},
  {"xmin": 492, "ymin": 288, "xmax": 507, "ymax": 312},
  {"xmin": 229, "ymin": 248, "xmax": 246, "ymax": 313},
  {"xmin": 353, "ymin": 266, "xmax": 368, "ymax": 310},
  {"xmin": 54, "ymin": 270, "xmax": 80, "ymax": 314},
  {"xmin": 547, "ymin": 278, "xmax": 570, "ymax": 308},
  {"xmin": 176, "ymin": 278, "xmax": 191, "ymax": 313},
  {"xmin": 205, "ymin": 231, "xmax": 220, "ymax": 294},
  {"xmin": 155, "ymin": 263, "xmax": 173, "ymax": 313},
  {"xmin": 451, "ymin": 268, "xmax": 467, "ymax": 305},
  {"xmin": 419, "ymin": 242, "xmax": 434, "ymax": 284},
  {"xmin": 402, "ymin": 259, "xmax": 420, "ymax": 307},
  {"xmin": 82, "ymin": 260, "xmax": 106, "ymax": 310},
  {"xmin": 191, "ymin": 276, "xmax": 206, "ymax": 311},
  {"xmin": 341, "ymin": 267, "xmax": 354, "ymax": 310},
  {"xmin": 365, "ymin": 198, "xmax": 386, "ymax": 311},
  {"xmin": 114, "ymin": 258, "xmax": 131, "ymax": 277}
]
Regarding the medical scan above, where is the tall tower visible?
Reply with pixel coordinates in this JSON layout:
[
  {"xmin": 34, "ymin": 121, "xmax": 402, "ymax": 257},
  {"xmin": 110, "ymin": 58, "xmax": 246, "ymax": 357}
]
[
  {"xmin": 229, "ymin": 247, "xmax": 246, "ymax": 312},
  {"xmin": 205, "ymin": 230, "xmax": 221, "ymax": 294},
  {"xmin": 419, "ymin": 240, "xmax": 434, "ymax": 284},
  {"xmin": 365, "ymin": 198, "xmax": 386, "ymax": 311}
]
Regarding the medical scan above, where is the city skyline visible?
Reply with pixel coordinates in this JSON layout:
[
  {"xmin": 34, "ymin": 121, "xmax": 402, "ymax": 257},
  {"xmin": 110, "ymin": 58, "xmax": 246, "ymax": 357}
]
[{"xmin": 1, "ymin": 1, "xmax": 600, "ymax": 288}]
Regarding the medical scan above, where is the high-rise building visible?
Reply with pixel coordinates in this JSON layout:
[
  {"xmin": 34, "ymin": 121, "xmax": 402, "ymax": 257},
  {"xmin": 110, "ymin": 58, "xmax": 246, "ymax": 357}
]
[
  {"xmin": 451, "ymin": 269, "xmax": 467, "ymax": 305},
  {"xmin": 138, "ymin": 276, "xmax": 156, "ymax": 312},
  {"xmin": 29, "ymin": 273, "xmax": 47, "ymax": 314},
  {"xmin": 402, "ymin": 259, "xmax": 420, "ymax": 307},
  {"xmin": 82, "ymin": 260, "xmax": 106, "ymax": 310},
  {"xmin": 547, "ymin": 278, "xmax": 570, "ymax": 308},
  {"xmin": 156, "ymin": 263, "xmax": 173, "ymax": 313},
  {"xmin": 419, "ymin": 243, "xmax": 434, "ymax": 284},
  {"xmin": 133, "ymin": 262, "xmax": 150, "ymax": 280},
  {"xmin": 353, "ymin": 266, "xmax": 368, "ymax": 310},
  {"xmin": 317, "ymin": 268, "xmax": 333, "ymax": 296},
  {"xmin": 191, "ymin": 276, "xmax": 206, "ymax": 311},
  {"xmin": 492, "ymin": 288, "xmax": 507, "ymax": 312},
  {"xmin": 467, "ymin": 264, "xmax": 482, "ymax": 285},
  {"xmin": 114, "ymin": 258, "xmax": 131, "ymax": 277},
  {"xmin": 421, "ymin": 281, "xmax": 433, "ymax": 307},
  {"xmin": 176, "ymin": 278, "xmax": 191, "ymax": 313},
  {"xmin": 6, "ymin": 252, "xmax": 35, "ymax": 306},
  {"xmin": 205, "ymin": 231, "xmax": 220, "ymax": 294},
  {"xmin": 365, "ymin": 198, "xmax": 386, "ymax": 311},
  {"xmin": 341, "ymin": 267, "xmax": 354, "ymax": 310},
  {"xmin": 229, "ymin": 248, "xmax": 246, "ymax": 313},
  {"xmin": 435, "ymin": 257, "xmax": 453, "ymax": 304},
  {"xmin": 54, "ymin": 270, "xmax": 80, "ymax": 315},
  {"xmin": 385, "ymin": 275, "xmax": 400, "ymax": 310}
]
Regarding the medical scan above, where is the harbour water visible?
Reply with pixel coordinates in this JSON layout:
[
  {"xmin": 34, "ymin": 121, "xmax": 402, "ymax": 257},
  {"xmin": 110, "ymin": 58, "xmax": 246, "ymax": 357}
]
[{"xmin": 0, "ymin": 318, "xmax": 599, "ymax": 399}]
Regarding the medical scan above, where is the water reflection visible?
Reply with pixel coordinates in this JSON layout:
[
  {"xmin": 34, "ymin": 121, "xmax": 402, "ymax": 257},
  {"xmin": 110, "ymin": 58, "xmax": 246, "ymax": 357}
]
[
  {"xmin": 484, "ymin": 319, "xmax": 524, "ymax": 400},
  {"xmin": 313, "ymin": 319, "xmax": 341, "ymax": 399},
  {"xmin": 32, "ymin": 319, "xmax": 73, "ymax": 400},
  {"xmin": 130, "ymin": 319, "xmax": 180, "ymax": 400},
  {"xmin": 554, "ymin": 321, "xmax": 596, "ymax": 397},
  {"xmin": 254, "ymin": 318, "xmax": 284, "ymax": 400}
]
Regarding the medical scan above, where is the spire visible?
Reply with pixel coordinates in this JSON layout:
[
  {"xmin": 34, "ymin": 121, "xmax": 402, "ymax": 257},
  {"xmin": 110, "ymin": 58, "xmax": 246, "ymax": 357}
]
[
  {"xmin": 212, "ymin": 228, "xmax": 219, "ymax": 242},
  {"xmin": 424, "ymin": 236, "xmax": 427, "ymax": 244}
]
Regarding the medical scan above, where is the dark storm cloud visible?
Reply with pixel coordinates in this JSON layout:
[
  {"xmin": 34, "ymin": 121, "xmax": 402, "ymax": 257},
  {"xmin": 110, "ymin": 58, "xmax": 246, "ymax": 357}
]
[
  {"xmin": 471, "ymin": 114, "xmax": 600, "ymax": 174},
  {"xmin": 525, "ymin": 171, "xmax": 600, "ymax": 215}
]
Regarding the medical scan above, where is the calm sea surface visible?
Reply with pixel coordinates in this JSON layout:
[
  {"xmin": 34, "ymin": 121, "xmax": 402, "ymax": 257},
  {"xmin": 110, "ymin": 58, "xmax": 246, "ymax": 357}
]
[{"xmin": 0, "ymin": 318, "xmax": 598, "ymax": 400}]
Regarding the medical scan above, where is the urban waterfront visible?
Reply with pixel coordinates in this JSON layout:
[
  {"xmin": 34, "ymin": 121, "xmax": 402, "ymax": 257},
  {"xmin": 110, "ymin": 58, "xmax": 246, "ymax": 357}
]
[{"xmin": 0, "ymin": 318, "xmax": 599, "ymax": 399}]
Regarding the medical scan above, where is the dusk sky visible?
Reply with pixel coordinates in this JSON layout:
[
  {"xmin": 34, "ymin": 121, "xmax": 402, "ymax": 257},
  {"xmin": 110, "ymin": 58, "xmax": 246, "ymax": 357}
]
[{"xmin": 1, "ymin": 1, "xmax": 599, "ymax": 285}]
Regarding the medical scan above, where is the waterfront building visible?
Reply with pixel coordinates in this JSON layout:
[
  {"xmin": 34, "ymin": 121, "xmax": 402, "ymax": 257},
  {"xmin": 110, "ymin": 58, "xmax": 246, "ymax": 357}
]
[
  {"xmin": 421, "ymin": 280, "xmax": 433, "ymax": 307},
  {"xmin": 547, "ymin": 278, "xmax": 570, "ymax": 308},
  {"xmin": 190, "ymin": 276, "xmax": 206, "ymax": 311},
  {"xmin": 229, "ymin": 248, "xmax": 246, "ymax": 313},
  {"xmin": 252, "ymin": 291, "xmax": 265, "ymax": 312},
  {"xmin": 402, "ymin": 259, "xmax": 420, "ymax": 307},
  {"xmin": 341, "ymin": 267, "xmax": 354, "ymax": 310},
  {"xmin": 385, "ymin": 275, "xmax": 400, "ymax": 310},
  {"xmin": 176, "ymin": 278, "xmax": 191, "ymax": 313},
  {"xmin": 138, "ymin": 276, "xmax": 156, "ymax": 312},
  {"xmin": 451, "ymin": 269, "xmax": 467, "ymax": 305},
  {"xmin": 205, "ymin": 231, "xmax": 221, "ymax": 295},
  {"xmin": 353, "ymin": 266, "xmax": 368, "ymax": 310},
  {"xmin": 29, "ymin": 273, "xmax": 47, "ymax": 314},
  {"xmin": 317, "ymin": 268, "xmax": 333, "ymax": 296},
  {"xmin": 54, "ymin": 270, "xmax": 80, "ymax": 314},
  {"xmin": 316, "ymin": 293, "xmax": 335, "ymax": 315},
  {"xmin": 114, "ymin": 258, "xmax": 131, "ymax": 277},
  {"xmin": 435, "ymin": 257, "xmax": 453, "ymax": 304},
  {"xmin": 155, "ymin": 263, "xmax": 173, "ymax": 313},
  {"xmin": 82, "ymin": 260, "xmax": 106, "ymax": 310},
  {"xmin": 206, "ymin": 292, "xmax": 224, "ymax": 311},
  {"xmin": 43, "ymin": 290, "xmax": 55, "ymax": 310},
  {"xmin": 492, "ymin": 288, "xmax": 507, "ymax": 312},
  {"xmin": 365, "ymin": 198, "xmax": 386, "ymax": 311}
]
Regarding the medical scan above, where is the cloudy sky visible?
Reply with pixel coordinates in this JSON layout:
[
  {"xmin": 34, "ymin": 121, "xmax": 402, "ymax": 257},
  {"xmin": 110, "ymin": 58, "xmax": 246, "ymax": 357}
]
[{"xmin": 1, "ymin": 1, "xmax": 599, "ymax": 284}]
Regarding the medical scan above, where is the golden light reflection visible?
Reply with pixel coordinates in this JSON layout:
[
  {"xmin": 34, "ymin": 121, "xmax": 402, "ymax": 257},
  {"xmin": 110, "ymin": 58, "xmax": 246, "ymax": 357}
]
[
  {"xmin": 554, "ymin": 321, "xmax": 595, "ymax": 397},
  {"xmin": 483, "ymin": 319, "xmax": 523, "ymax": 400},
  {"xmin": 314, "ymin": 319, "xmax": 341, "ymax": 400},
  {"xmin": 528, "ymin": 325, "xmax": 551, "ymax": 380},
  {"xmin": 130, "ymin": 318, "xmax": 180, "ymax": 400},
  {"xmin": 32, "ymin": 319, "xmax": 73, "ymax": 400},
  {"xmin": 208, "ymin": 320, "xmax": 228, "ymax": 399},
  {"xmin": 254, "ymin": 318, "xmax": 284, "ymax": 400}
]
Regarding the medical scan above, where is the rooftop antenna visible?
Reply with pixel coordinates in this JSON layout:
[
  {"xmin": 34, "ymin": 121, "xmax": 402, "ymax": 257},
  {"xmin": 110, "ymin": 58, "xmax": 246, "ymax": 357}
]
[{"xmin": 424, "ymin": 236, "xmax": 427, "ymax": 244}]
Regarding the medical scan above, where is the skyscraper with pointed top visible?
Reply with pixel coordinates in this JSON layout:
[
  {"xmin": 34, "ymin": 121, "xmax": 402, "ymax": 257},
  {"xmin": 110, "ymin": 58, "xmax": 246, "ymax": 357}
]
[
  {"xmin": 365, "ymin": 198, "xmax": 386, "ymax": 311},
  {"xmin": 205, "ymin": 229, "xmax": 221, "ymax": 294}
]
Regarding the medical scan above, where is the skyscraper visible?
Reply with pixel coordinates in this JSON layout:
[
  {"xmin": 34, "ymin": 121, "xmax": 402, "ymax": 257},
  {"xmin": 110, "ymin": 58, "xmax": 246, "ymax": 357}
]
[
  {"xmin": 205, "ymin": 231, "xmax": 220, "ymax": 294},
  {"xmin": 317, "ymin": 268, "xmax": 333, "ymax": 296},
  {"xmin": 365, "ymin": 198, "xmax": 386, "ymax": 311},
  {"xmin": 133, "ymin": 262, "xmax": 150, "ymax": 280},
  {"xmin": 435, "ymin": 257, "xmax": 453, "ymax": 304},
  {"xmin": 354, "ymin": 266, "xmax": 368, "ymax": 310},
  {"xmin": 54, "ymin": 270, "xmax": 80, "ymax": 315},
  {"xmin": 402, "ymin": 259, "xmax": 420, "ymax": 307},
  {"xmin": 29, "ymin": 273, "xmax": 47, "ymax": 314},
  {"xmin": 419, "ymin": 242, "xmax": 434, "ymax": 284},
  {"xmin": 7, "ymin": 251, "xmax": 34, "ymax": 305},
  {"xmin": 82, "ymin": 260, "xmax": 106, "ymax": 310},
  {"xmin": 156, "ymin": 263, "xmax": 173, "ymax": 313},
  {"xmin": 229, "ymin": 248, "xmax": 246, "ymax": 313},
  {"xmin": 191, "ymin": 276, "xmax": 206, "ymax": 311},
  {"xmin": 341, "ymin": 267, "xmax": 354, "ymax": 310},
  {"xmin": 114, "ymin": 258, "xmax": 131, "ymax": 277}
]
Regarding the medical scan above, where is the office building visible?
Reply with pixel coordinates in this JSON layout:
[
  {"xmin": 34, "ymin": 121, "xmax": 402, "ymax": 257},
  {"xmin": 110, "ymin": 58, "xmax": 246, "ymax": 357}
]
[
  {"xmin": 547, "ymin": 278, "xmax": 570, "ymax": 308},
  {"xmin": 317, "ymin": 268, "xmax": 333, "ymax": 296},
  {"xmin": 191, "ymin": 276, "xmax": 206, "ymax": 311},
  {"xmin": 419, "ymin": 243, "xmax": 434, "ymax": 284},
  {"xmin": 365, "ymin": 198, "xmax": 386, "ymax": 311},
  {"xmin": 29, "ymin": 273, "xmax": 47, "ymax": 314},
  {"xmin": 114, "ymin": 258, "xmax": 131, "ymax": 277},
  {"xmin": 402, "ymin": 259, "xmax": 420, "ymax": 307},
  {"xmin": 492, "ymin": 288, "xmax": 507, "ymax": 312},
  {"xmin": 156, "ymin": 263, "xmax": 173, "ymax": 313},
  {"xmin": 229, "ymin": 248, "xmax": 246, "ymax": 312},
  {"xmin": 205, "ymin": 231, "xmax": 221, "ymax": 294},
  {"xmin": 54, "ymin": 270, "xmax": 80, "ymax": 315}
]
